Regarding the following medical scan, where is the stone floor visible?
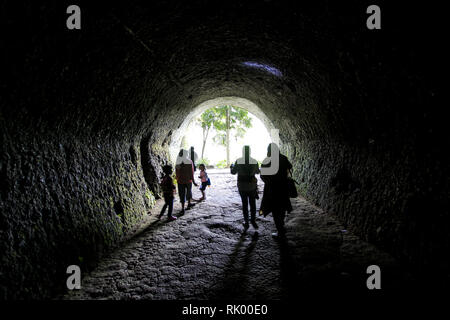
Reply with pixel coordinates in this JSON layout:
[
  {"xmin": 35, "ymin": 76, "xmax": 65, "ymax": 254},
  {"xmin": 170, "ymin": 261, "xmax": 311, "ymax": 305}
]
[{"xmin": 64, "ymin": 169, "xmax": 404, "ymax": 300}]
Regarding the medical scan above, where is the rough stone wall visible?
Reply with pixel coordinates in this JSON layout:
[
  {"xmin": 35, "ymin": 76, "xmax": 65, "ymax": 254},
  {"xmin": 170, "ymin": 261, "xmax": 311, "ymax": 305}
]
[
  {"xmin": 0, "ymin": 127, "xmax": 154, "ymax": 299},
  {"xmin": 289, "ymin": 139, "xmax": 449, "ymax": 274},
  {"xmin": 0, "ymin": 2, "xmax": 159, "ymax": 299}
]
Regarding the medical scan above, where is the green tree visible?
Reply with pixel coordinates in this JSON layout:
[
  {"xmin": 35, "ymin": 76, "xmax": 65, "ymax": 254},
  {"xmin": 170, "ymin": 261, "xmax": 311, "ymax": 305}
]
[
  {"xmin": 196, "ymin": 108, "xmax": 217, "ymax": 159},
  {"xmin": 213, "ymin": 106, "xmax": 253, "ymax": 166},
  {"xmin": 196, "ymin": 106, "xmax": 252, "ymax": 166}
]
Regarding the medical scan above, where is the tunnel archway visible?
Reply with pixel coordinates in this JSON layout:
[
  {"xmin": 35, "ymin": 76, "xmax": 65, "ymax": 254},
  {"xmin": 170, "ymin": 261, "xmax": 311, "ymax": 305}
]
[{"xmin": 168, "ymin": 96, "xmax": 280, "ymax": 163}]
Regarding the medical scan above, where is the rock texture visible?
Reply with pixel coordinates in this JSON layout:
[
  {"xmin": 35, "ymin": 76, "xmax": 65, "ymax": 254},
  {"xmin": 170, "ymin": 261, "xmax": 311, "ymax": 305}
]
[
  {"xmin": 0, "ymin": 1, "xmax": 448, "ymax": 298},
  {"xmin": 63, "ymin": 170, "xmax": 402, "ymax": 300}
]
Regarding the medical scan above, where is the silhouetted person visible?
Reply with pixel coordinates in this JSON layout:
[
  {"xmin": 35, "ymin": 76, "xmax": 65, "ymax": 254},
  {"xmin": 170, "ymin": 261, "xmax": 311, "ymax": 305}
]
[
  {"xmin": 158, "ymin": 165, "xmax": 177, "ymax": 221},
  {"xmin": 176, "ymin": 149, "xmax": 198, "ymax": 215},
  {"xmin": 190, "ymin": 146, "xmax": 198, "ymax": 172},
  {"xmin": 197, "ymin": 164, "xmax": 209, "ymax": 201},
  {"xmin": 260, "ymin": 143, "xmax": 293, "ymax": 238},
  {"xmin": 231, "ymin": 145, "xmax": 260, "ymax": 230}
]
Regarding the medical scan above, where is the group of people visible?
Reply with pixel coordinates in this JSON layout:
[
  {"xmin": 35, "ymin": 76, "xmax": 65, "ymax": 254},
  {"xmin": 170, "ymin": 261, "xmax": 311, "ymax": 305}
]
[
  {"xmin": 158, "ymin": 147, "xmax": 208, "ymax": 221},
  {"xmin": 231, "ymin": 143, "xmax": 293, "ymax": 238},
  {"xmin": 158, "ymin": 143, "xmax": 293, "ymax": 239}
]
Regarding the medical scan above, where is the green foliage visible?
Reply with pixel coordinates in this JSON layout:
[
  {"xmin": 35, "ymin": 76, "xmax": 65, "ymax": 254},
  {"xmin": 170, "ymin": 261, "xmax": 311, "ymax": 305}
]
[
  {"xmin": 195, "ymin": 105, "xmax": 253, "ymax": 161},
  {"xmin": 215, "ymin": 159, "xmax": 228, "ymax": 168},
  {"xmin": 210, "ymin": 106, "xmax": 252, "ymax": 146},
  {"xmin": 197, "ymin": 108, "xmax": 217, "ymax": 130},
  {"xmin": 198, "ymin": 158, "xmax": 210, "ymax": 166}
]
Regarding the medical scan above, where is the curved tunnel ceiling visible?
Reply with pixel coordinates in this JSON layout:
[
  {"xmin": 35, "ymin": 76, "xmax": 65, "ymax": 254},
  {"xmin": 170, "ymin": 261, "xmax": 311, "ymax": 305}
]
[
  {"xmin": 3, "ymin": 1, "xmax": 439, "ymax": 148},
  {"xmin": 2, "ymin": 1, "xmax": 343, "ymax": 143}
]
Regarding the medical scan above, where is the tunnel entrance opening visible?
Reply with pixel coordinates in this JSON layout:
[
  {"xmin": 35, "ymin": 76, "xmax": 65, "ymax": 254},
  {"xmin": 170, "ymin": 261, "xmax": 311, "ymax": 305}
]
[
  {"xmin": 169, "ymin": 97, "xmax": 281, "ymax": 166},
  {"xmin": 181, "ymin": 105, "xmax": 272, "ymax": 168}
]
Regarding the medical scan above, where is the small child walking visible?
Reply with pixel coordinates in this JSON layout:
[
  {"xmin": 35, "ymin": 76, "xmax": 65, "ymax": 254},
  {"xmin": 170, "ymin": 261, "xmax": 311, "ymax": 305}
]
[
  {"xmin": 198, "ymin": 164, "xmax": 209, "ymax": 201},
  {"xmin": 159, "ymin": 165, "xmax": 177, "ymax": 221}
]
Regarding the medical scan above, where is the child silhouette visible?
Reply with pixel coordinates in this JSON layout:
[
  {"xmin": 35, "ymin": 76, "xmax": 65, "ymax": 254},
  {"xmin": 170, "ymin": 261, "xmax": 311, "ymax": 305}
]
[{"xmin": 159, "ymin": 165, "xmax": 177, "ymax": 221}]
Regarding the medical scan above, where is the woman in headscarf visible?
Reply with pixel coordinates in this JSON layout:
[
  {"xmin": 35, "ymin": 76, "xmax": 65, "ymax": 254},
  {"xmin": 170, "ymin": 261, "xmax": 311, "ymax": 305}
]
[{"xmin": 260, "ymin": 143, "xmax": 293, "ymax": 238}]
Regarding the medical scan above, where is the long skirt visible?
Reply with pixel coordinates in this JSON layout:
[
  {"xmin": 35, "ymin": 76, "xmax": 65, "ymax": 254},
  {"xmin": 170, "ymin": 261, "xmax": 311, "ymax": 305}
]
[{"xmin": 259, "ymin": 182, "xmax": 292, "ymax": 216}]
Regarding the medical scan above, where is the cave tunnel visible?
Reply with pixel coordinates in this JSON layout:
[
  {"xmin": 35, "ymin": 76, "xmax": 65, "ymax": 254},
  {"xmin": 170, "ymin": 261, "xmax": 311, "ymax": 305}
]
[{"xmin": 0, "ymin": 0, "xmax": 449, "ymax": 301}]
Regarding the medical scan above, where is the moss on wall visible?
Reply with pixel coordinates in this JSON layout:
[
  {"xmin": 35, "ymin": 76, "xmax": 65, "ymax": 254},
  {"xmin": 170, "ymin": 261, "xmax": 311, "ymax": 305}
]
[{"xmin": 0, "ymin": 131, "xmax": 155, "ymax": 299}]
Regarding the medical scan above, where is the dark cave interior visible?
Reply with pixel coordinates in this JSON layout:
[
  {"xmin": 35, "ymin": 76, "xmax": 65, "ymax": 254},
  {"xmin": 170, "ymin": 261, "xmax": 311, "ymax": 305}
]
[{"xmin": 0, "ymin": 0, "xmax": 448, "ymax": 299}]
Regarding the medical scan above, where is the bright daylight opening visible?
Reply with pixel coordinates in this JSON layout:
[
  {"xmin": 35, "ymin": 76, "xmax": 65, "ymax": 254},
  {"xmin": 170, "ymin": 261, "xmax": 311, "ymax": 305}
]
[{"xmin": 169, "ymin": 97, "xmax": 277, "ymax": 167}]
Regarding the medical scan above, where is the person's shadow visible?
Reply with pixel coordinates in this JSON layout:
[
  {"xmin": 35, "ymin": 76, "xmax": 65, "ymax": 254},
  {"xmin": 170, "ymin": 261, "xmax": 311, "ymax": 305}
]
[
  {"xmin": 207, "ymin": 231, "xmax": 259, "ymax": 299},
  {"xmin": 276, "ymin": 236, "xmax": 301, "ymax": 299}
]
